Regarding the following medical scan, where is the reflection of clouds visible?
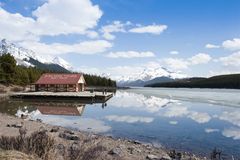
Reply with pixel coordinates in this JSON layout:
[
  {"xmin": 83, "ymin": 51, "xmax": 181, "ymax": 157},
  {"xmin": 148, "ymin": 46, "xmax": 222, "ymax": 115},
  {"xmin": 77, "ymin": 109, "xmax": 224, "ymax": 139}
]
[
  {"xmin": 219, "ymin": 111, "xmax": 240, "ymax": 127},
  {"xmin": 169, "ymin": 121, "xmax": 178, "ymax": 125},
  {"xmin": 164, "ymin": 106, "xmax": 189, "ymax": 117},
  {"xmin": 105, "ymin": 115, "xmax": 154, "ymax": 123},
  {"xmin": 38, "ymin": 116, "xmax": 111, "ymax": 133},
  {"xmin": 222, "ymin": 127, "xmax": 240, "ymax": 140},
  {"xmin": 205, "ymin": 128, "xmax": 219, "ymax": 133},
  {"xmin": 163, "ymin": 104, "xmax": 211, "ymax": 124},
  {"xmin": 188, "ymin": 112, "xmax": 211, "ymax": 124},
  {"xmin": 109, "ymin": 91, "xmax": 176, "ymax": 113},
  {"xmin": 16, "ymin": 109, "xmax": 111, "ymax": 133}
]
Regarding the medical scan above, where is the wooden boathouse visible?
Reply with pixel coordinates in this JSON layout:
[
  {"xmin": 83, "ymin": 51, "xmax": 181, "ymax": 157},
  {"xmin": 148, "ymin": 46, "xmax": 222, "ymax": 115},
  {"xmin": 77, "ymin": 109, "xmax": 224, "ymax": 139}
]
[{"xmin": 34, "ymin": 73, "xmax": 86, "ymax": 92}]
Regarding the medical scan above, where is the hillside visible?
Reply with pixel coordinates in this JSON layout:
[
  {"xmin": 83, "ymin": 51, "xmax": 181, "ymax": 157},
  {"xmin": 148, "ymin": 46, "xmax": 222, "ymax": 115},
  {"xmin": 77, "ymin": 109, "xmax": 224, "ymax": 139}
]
[
  {"xmin": 0, "ymin": 54, "xmax": 116, "ymax": 87},
  {"xmin": 145, "ymin": 74, "xmax": 240, "ymax": 89}
]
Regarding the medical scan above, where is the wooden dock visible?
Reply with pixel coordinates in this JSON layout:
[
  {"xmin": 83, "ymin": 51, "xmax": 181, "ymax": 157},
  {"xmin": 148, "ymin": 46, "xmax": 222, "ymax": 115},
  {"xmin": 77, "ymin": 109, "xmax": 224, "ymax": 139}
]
[{"xmin": 10, "ymin": 91, "xmax": 113, "ymax": 103}]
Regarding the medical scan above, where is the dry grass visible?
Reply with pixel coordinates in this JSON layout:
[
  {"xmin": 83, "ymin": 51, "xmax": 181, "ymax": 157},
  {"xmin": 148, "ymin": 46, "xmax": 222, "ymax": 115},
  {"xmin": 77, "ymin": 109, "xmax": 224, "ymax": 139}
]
[
  {"xmin": 10, "ymin": 86, "xmax": 24, "ymax": 92},
  {"xmin": 0, "ymin": 131, "xmax": 55, "ymax": 160},
  {"xmin": 0, "ymin": 130, "xmax": 107, "ymax": 160},
  {"xmin": 0, "ymin": 149, "xmax": 37, "ymax": 160},
  {"xmin": 0, "ymin": 87, "xmax": 6, "ymax": 93}
]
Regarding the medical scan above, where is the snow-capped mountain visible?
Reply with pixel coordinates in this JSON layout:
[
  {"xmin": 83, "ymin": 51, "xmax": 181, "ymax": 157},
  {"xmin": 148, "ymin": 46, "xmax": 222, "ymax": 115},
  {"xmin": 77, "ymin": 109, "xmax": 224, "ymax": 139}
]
[
  {"xmin": 117, "ymin": 66, "xmax": 187, "ymax": 87},
  {"xmin": 0, "ymin": 39, "xmax": 73, "ymax": 71},
  {"xmin": 52, "ymin": 57, "xmax": 73, "ymax": 71}
]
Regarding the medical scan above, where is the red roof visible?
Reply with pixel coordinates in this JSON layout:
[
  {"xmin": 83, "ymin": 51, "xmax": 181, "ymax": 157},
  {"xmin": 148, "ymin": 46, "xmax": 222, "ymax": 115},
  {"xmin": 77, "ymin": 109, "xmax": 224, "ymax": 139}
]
[{"xmin": 35, "ymin": 73, "xmax": 83, "ymax": 84}]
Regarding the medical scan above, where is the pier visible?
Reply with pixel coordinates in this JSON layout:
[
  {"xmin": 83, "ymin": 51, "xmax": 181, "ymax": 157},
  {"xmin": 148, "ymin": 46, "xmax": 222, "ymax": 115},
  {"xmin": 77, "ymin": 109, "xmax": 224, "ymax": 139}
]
[{"xmin": 10, "ymin": 91, "xmax": 114, "ymax": 103}]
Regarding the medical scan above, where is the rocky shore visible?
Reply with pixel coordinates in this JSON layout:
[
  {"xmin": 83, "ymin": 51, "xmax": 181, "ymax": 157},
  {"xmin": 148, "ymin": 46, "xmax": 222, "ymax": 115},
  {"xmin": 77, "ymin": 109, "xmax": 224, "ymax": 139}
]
[{"xmin": 0, "ymin": 113, "xmax": 205, "ymax": 160}]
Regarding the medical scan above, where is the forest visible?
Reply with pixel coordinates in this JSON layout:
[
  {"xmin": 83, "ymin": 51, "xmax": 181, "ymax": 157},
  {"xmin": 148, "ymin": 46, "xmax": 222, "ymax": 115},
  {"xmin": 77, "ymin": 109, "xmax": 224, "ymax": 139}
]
[
  {"xmin": 145, "ymin": 74, "xmax": 240, "ymax": 89},
  {"xmin": 0, "ymin": 54, "xmax": 116, "ymax": 87}
]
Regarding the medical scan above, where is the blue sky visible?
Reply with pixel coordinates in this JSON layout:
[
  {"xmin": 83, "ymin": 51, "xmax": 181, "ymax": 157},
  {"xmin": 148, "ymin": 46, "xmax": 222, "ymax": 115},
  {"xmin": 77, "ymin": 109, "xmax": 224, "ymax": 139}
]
[{"xmin": 0, "ymin": 0, "xmax": 240, "ymax": 79}]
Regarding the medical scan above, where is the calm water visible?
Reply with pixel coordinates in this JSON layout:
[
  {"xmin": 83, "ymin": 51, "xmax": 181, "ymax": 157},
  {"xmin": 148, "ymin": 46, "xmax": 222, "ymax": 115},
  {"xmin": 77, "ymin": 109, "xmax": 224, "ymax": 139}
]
[{"xmin": 1, "ymin": 88, "xmax": 240, "ymax": 158}]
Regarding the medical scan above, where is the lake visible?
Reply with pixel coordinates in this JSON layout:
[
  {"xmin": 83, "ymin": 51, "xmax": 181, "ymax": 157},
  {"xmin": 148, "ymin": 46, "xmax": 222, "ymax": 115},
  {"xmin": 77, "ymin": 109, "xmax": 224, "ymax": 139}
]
[{"xmin": 1, "ymin": 88, "xmax": 240, "ymax": 158}]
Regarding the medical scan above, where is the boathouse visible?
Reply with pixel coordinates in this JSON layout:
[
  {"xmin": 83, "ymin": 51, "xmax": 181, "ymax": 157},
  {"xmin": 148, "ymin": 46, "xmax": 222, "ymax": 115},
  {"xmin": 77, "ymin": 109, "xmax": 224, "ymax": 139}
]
[{"xmin": 34, "ymin": 73, "xmax": 86, "ymax": 92}]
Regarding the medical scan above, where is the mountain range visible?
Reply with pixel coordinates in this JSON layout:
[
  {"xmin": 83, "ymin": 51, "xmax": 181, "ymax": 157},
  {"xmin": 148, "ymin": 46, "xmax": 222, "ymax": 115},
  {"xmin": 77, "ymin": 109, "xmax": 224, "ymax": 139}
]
[
  {"xmin": 0, "ymin": 39, "xmax": 187, "ymax": 86},
  {"xmin": 117, "ymin": 67, "xmax": 187, "ymax": 87},
  {"xmin": 0, "ymin": 39, "xmax": 72, "ymax": 72}
]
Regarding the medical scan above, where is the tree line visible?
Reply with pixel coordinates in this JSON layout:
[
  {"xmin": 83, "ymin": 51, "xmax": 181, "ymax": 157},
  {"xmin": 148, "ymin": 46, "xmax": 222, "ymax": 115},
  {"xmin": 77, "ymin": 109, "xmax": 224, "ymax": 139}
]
[
  {"xmin": 0, "ymin": 54, "xmax": 116, "ymax": 87},
  {"xmin": 145, "ymin": 74, "xmax": 240, "ymax": 89}
]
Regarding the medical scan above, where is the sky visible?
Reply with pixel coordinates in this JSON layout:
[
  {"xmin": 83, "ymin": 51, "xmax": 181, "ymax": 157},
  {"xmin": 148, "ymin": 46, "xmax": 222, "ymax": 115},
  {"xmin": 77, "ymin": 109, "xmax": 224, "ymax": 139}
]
[{"xmin": 0, "ymin": 0, "xmax": 240, "ymax": 80}]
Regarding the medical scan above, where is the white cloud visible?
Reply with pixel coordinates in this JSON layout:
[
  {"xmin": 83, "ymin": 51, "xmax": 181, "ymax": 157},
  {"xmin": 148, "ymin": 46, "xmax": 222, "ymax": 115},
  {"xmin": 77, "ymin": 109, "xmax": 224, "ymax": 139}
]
[
  {"xmin": 222, "ymin": 127, "xmax": 240, "ymax": 140},
  {"xmin": 161, "ymin": 58, "xmax": 189, "ymax": 70},
  {"xmin": 170, "ymin": 50, "xmax": 179, "ymax": 55},
  {"xmin": 161, "ymin": 53, "xmax": 211, "ymax": 70},
  {"xmin": 0, "ymin": 8, "xmax": 37, "ymax": 41},
  {"xmin": 205, "ymin": 44, "xmax": 220, "ymax": 49},
  {"xmin": 189, "ymin": 53, "xmax": 212, "ymax": 65},
  {"xmin": 105, "ymin": 115, "xmax": 154, "ymax": 123},
  {"xmin": 205, "ymin": 128, "xmax": 219, "ymax": 133},
  {"xmin": 107, "ymin": 51, "xmax": 155, "ymax": 58},
  {"xmin": 19, "ymin": 40, "xmax": 112, "ymax": 55},
  {"xmin": 0, "ymin": 0, "xmax": 103, "ymax": 41},
  {"xmin": 218, "ymin": 51, "xmax": 240, "ymax": 66},
  {"xmin": 100, "ymin": 21, "xmax": 131, "ymax": 40},
  {"xmin": 129, "ymin": 24, "xmax": 167, "ymax": 35},
  {"xmin": 222, "ymin": 38, "xmax": 240, "ymax": 51},
  {"xmin": 32, "ymin": 0, "xmax": 102, "ymax": 36}
]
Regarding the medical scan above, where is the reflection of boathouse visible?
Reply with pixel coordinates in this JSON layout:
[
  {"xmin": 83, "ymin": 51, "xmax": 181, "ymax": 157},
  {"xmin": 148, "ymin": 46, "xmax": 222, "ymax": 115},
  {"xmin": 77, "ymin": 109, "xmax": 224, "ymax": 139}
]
[
  {"xmin": 37, "ymin": 105, "xmax": 85, "ymax": 116},
  {"xmin": 34, "ymin": 73, "xmax": 86, "ymax": 92}
]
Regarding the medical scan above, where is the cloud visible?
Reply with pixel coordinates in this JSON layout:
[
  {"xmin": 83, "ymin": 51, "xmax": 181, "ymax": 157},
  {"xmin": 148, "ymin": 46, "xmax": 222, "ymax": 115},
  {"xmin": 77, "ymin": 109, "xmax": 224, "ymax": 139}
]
[
  {"xmin": 19, "ymin": 40, "xmax": 112, "ymax": 55},
  {"xmin": 0, "ymin": 7, "xmax": 37, "ymax": 41},
  {"xmin": 161, "ymin": 53, "xmax": 211, "ymax": 70},
  {"xmin": 162, "ymin": 58, "xmax": 189, "ymax": 70},
  {"xmin": 100, "ymin": 21, "xmax": 131, "ymax": 40},
  {"xmin": 205, "ymin": 44, "xmax": 220, "ymax": 49},
  {"xmin": 32, "ymin": 0, "xmax": 102, "ymax": 36},
  {"xmin": 129, "ymin": 24, "xmax": 167, "ymax": 35},
  {"xmin": 106, "ymin": 51, "xmax": 155, "ymax": 58},
  {"xmin": 222, "ymin": 38, "xmax": 240, "ymax": 51},
  {"xmin": 0, "ymin": 0, "xmax": 102, "ymax": 41},
  {"xmin": 105, "ymin": 115, "xmax": 154, "ymax": 123},
  {"xmin": 205, "ymin": 128, "xmax": 219, "ymax": 133},
  {"xmin": 218, "ymin": 51, "xmax": 240, "ymax": 66},
  {"xmin": 170, "ymin": 51, "xmax": 179, "ymax": 55},
  {"xmin": 189, "ymin": 53, "xmax": 212, "ymax": 65},
  {"xmin": 222, "ymin": 127, "xmax": 240, "ymax": 140}
]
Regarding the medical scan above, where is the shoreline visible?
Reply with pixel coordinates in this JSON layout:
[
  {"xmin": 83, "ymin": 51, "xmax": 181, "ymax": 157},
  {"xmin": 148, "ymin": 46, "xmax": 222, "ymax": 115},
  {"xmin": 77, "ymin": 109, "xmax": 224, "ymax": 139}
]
[{"xmin": 0, "ymin": 113, "xmax": 204, "ymax": 160}]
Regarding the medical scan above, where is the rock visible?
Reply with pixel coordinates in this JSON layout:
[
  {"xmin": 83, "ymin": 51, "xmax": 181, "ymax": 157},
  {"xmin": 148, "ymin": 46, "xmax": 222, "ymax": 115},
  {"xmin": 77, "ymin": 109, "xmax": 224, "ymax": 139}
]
[
  {"xmin": 39, "ymin": 126, "xmax": 48, "ymax": 133},
  {"xmin": 146, "ymin": 154, "xmax": 159, "ymax": 160},
  {"xmin": 50, "ymin": 126, "xmax": 60, "ymax": 132},
  {"xmin": 160, "ymin": 155, "xmax": 171, "ymax": 160},
  {"xmin": 133, "ymin": 140, "xmax": 142, "ymax": 144},
  {"xmin": 59, "ymin": 132, "xmax": 79, "ymax": 141},
  {"xmin": 109, "ymin": 147, "xmax": 122, "ymax": 156},
  {"xmin": 36, "ymin": 119, "xmax": 42, "ymax": 123},
  {"xmin": 128, "ymin": 147, "xmax": 141, "ymax": 154},
  {"xmin": 64, "ymin": 129, "xmax": 74, "ymax": 135},
  {"xmin": 15, "ymin": 123, "xmax": 23, "ymax": 128}
]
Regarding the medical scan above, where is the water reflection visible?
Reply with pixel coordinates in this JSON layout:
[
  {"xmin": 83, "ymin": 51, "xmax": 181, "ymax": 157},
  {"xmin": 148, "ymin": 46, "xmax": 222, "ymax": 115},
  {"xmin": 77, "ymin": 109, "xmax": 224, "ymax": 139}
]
[{"xmin": 1, "ymin": 89, "xmax": 240, "ymax": 158}]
